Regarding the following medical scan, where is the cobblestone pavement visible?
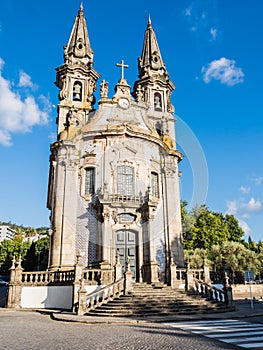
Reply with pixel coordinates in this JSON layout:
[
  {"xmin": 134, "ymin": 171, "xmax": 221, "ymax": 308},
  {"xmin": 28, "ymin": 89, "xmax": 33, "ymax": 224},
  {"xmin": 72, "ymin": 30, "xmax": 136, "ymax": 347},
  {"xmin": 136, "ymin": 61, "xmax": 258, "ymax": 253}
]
[{"xmin": 0, "ymin": 311, "xmax": 237, "ymax": 350}]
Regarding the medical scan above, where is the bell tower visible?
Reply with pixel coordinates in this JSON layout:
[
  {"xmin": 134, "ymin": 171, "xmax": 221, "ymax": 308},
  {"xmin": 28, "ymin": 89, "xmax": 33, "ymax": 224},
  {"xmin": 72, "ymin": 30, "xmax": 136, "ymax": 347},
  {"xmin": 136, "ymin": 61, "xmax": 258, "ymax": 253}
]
[
  {"xmin": 133, "ymin": 17, "xmax": 176, "ymax": 139},
  {"xmin": 55, "ymin": 3, "xmax": 100, "ymax": 137}
]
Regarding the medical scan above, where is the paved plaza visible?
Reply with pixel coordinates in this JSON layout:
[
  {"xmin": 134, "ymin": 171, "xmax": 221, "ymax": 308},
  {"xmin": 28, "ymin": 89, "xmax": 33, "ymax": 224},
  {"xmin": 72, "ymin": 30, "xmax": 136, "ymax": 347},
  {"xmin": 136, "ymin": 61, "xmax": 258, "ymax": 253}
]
[{"xmin": 0, "ymin": 310, "xmax": 237, "ymax": 350}]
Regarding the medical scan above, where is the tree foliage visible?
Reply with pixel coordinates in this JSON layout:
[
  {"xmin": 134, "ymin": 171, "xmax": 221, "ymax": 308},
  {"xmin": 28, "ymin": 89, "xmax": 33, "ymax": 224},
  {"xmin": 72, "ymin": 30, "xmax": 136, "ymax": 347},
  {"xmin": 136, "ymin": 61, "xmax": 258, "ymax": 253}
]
[
  {"xmin": 0, "ymin": 236, "xmax": 49, "ymax": 274},
  {"xmin": 182, "ymin": 202, "xmax": 263, "ymax": 282},
  {"xmin": 182, "ymin": 202, "xmax": 244, "ymax": 250}
]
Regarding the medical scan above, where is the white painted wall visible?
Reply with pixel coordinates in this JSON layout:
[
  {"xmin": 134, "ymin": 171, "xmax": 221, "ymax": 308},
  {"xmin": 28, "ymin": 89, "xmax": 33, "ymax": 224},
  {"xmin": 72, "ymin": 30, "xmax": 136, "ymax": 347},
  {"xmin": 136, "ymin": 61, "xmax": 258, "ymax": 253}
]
[{"xmin": 21, "ymin": 286, "xmax": 73, "ymax": 309}]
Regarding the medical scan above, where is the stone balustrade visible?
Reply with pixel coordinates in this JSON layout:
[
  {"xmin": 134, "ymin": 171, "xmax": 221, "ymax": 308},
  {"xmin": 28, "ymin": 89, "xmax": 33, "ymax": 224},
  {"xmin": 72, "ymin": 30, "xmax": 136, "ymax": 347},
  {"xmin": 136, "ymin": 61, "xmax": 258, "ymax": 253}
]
[
  {"xmin": 77, "ymin": 278, "xmax": 125, "ymax": 315},
  {"xmin": 193, "ymin": 278, "xmax": 226, "ymax": 303},
  {"xmin": 103, "ymin": 193, "xmax": 144, "ymax": 205},
  {"xmin": 21, "ymin": 270, "xmax": 75, "ymax": 286},
  {"xmin": 81, "ymin": 267, "xmax": 115, "ymax": 285}
]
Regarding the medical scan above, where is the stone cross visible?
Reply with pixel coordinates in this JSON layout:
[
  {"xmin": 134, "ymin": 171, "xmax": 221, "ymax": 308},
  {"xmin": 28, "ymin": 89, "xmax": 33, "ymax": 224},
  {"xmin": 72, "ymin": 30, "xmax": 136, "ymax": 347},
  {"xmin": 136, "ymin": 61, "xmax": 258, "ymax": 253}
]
[{"xmin": 116, "ymin": 60, "xmax": 129, "ymax": 80}]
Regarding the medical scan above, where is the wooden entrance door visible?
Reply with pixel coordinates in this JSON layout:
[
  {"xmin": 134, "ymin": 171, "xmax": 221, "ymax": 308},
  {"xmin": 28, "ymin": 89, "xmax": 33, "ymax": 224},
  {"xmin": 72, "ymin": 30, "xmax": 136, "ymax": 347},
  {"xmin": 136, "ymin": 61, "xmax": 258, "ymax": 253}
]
[{"xmin": 116, "ymin": 230, "xmax": 137, "ymax": 279}]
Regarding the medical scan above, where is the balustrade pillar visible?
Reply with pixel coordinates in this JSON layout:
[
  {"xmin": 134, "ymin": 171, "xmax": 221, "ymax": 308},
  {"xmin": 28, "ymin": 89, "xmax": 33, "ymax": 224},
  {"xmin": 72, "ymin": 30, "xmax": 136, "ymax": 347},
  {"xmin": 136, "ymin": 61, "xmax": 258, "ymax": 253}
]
[
  {"xmin": 169, "ymin": 258, "xmax": 178, "ymax": 289},
  {"xmin": 114, "ymin": 253, "xmax": 122, "ymax": 281},
  {"xmin": 7, "ymin": 256, "xmax": 23, "ymax": 309},
  {"xmin": 124, "ymin": 258, "xmax": 133, "ymax": 295},
  {"xmin": 73, "ymin": 252, "xmax": 84, "ymax": 307},
  {"xmin": 99, "ymin": 260, "xmax": 112, "ymax": 285},
  {"xmin": 223, "ymin": 272, "xmax": 233, "ymax": 307},
  {"xmin": 77, "ymin": 279, "xmax": 87, "ymax": 315},
  {"xmin": 185, "ymin": 263, "xmax": 195, "ymax": 292},
  {"xmin": 203, "ymin": 257, "xmax": 211, "ymax": 284}
]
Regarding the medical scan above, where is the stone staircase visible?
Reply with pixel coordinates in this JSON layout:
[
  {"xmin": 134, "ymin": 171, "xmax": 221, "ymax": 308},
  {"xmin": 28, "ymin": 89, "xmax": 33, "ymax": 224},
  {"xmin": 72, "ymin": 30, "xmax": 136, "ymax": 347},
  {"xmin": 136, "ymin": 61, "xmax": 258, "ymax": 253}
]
[{"xmin": 87, "ymin": 282, "xmax": 228, "ymax": 317}]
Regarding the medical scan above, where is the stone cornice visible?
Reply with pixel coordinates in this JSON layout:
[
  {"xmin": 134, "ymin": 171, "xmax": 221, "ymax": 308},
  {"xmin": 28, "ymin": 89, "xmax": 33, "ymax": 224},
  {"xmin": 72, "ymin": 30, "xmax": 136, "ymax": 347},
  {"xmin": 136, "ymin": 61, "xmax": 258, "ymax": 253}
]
[{"xmin": 82, "ymin": 124, "xmax": 183, "ymax": 161}]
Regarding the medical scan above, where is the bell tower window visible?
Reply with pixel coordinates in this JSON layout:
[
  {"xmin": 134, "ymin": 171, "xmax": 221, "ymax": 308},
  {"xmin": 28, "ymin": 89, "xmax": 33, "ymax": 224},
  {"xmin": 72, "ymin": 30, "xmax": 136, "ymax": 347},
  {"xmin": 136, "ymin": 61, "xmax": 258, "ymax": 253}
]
[
  {"xmin": 117, "ymin": 166, "xmax": 134, "ymax": 195},
  {"xmin": 85, "ymin": 168, "xmax": 95, "ymax": 195},
  {"xmin": 73, "ymin": 81, "xmax": 82, "ymax": 101},
  {"xmin": 154, "ymin": 92, "xmax": 162, "ymax": 111}
]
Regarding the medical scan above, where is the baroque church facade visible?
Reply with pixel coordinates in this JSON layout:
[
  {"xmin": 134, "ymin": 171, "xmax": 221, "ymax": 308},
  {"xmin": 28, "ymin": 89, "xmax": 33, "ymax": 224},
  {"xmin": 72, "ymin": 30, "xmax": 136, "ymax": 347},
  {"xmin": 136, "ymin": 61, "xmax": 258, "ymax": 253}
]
[{"xmin": 47, "ymin": 4, "xmax": 184, "ymax": 284}]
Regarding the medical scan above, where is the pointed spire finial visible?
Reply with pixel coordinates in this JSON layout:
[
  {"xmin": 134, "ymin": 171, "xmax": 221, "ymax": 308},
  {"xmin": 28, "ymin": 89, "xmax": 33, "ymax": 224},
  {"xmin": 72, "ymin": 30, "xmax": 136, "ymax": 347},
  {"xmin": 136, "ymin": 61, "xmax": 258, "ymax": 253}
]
[
  {"xmin": 148, "ymin": 15, "xmax": 152, "ymax": 27},
  {"xmin": 79, "ymin": 2, "xmax": 83, "ymax": 15}
]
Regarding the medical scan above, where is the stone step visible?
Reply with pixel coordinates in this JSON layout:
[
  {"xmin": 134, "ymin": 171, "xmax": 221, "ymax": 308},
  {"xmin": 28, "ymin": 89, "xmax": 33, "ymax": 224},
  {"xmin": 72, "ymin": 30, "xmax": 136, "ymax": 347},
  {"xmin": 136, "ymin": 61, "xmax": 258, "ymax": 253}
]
[
  {"xmin": 96, "ymin": 302, "xmax": 211, "ymax": 310},
  {"xmin": 87, "ymin": 305, "xmax": 226, "ymax": 318},
  {"xmin": 85, "ymin": 283, "xmax": 226, "ymax": 318},
  {"xmin": 107, "ymin": 298, "xmax": 211, "ymax": 307}
]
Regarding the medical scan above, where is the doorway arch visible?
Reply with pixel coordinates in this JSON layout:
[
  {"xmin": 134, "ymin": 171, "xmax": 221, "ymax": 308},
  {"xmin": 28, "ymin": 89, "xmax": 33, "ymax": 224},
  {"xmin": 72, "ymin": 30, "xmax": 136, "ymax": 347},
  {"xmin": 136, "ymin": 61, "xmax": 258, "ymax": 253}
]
[{"xmin": 116, "ymin": 230, "xmax": 138, "ymax": 280}]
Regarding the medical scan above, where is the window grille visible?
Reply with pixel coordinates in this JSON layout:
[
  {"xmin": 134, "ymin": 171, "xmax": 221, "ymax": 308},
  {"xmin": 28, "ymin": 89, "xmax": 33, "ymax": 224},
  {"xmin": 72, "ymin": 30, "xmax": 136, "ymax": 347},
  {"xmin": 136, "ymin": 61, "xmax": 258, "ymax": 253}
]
[
  {"xmin": 151, "ymin": 172, "xmax": 159, "ymax": 198},
  {"xmin": 117, "ymin": 166, "xmax": 134, "ymax": 195},
  {"xmin": 85, "ymin": 168, "xmax": 95, "ymax": 195}
]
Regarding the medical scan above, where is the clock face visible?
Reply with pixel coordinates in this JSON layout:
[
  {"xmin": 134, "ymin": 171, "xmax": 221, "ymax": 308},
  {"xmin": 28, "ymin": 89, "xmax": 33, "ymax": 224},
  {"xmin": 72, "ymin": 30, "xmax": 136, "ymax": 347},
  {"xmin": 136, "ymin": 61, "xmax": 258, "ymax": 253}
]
[{"xmin": 118, "ymin": 98, "xmax": 130, "ymax": 109}]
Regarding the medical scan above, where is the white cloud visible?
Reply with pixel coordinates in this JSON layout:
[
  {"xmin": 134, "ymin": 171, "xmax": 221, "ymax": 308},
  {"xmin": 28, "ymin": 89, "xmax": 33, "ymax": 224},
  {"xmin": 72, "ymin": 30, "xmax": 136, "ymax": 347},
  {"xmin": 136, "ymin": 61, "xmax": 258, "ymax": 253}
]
[
  {"xmin": 0, "ymin": 57, "xmax": 51, "ymax": 146},
  {"xmin": 238, "ymin": 219, "xmax": 251, "ymax": 235},
  {"xmin": 201, "ymin": 57, "xmax": 244, "ymax": 86},
  {"xmin": 227, "ymin": 197, "xmax": 263, "ymax": 216},
  {"xmin": 210, "ymin": 28, "xmax": 217, "ymax": 41},
  {"xmin": 239, "ymin": 186, "xmax": 250, "ymax": 194},
  {"xmin": 18, "ymin": 71, "xmax": 37, "ymax": 90},
  {"xmin": 226, "ymin": 200, "xmax": 238, "ymax": 215},
  {"xmin": 251, "ymin": 176, "xmax": 263, "ymax": 186},
  {"xmin": 244, "ymin": 197, "xmax": 263, "ymax": 213},
  {"xmin": 0, "ymin": 129, "xmax": 12, "ymax": 147}
]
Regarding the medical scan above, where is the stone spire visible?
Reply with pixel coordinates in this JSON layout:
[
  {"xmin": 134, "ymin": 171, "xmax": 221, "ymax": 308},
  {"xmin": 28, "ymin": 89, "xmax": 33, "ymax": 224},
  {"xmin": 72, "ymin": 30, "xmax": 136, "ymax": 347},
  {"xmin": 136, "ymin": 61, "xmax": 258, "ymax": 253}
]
[
  {"xmin": 138, "ymin": 16, "xmax": 167, "ymax": 79},
  {"xmin": 133, "ymin": 18, "xmax": 175, "ymax": 113},
  {"xmin": 55, "ymin": 4, "xmax": 100, "ymax": 136},
  {"xmin": 63, "ymin": 2, "xmax": 94, "ymax": 66}
]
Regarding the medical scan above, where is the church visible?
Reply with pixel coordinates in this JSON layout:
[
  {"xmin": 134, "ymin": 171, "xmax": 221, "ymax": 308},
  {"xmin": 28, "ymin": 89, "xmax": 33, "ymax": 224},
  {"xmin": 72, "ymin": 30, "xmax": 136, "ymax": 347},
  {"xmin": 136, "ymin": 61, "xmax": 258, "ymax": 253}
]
[{"xmin": 47, "ymin": 4, "xmax": 184, "ymax": 285}]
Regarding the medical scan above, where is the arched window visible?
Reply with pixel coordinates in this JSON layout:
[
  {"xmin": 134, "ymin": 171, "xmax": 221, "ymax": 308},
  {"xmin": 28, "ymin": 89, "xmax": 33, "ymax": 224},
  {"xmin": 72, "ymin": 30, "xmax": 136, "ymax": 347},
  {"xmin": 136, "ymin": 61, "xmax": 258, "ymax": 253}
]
[
  {"xmin": 117, "ymin": 166, "xmax": 134, "ymax": 195},
  {"xmin": 151, "ymin": 172, "xmax": 159, "ymax": 198},
  {"xmin": 154, "ymin": 92, "xmax": 162, "ymax": 111},
  {"xmin": 85, "ymin": 168, "xmax": 95, "ymax": 195},
  {"xmin": 73, "ymin": 81, "xmax": 82, "ymax": 101}
]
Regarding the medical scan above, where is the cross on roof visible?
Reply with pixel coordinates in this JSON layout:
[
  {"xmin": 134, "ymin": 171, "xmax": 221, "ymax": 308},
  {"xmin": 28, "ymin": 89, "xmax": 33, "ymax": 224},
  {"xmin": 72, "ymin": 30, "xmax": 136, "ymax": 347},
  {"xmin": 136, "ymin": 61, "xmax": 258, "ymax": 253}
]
[{"xmin": 116, "ymin": 60, "xmax": 129, "ymax": 80}]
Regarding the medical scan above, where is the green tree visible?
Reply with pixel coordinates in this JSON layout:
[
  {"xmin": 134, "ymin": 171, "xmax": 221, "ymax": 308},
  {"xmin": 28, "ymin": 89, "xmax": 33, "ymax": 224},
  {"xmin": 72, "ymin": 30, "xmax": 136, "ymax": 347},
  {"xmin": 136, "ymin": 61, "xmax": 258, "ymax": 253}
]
[
  {"xmin": 182, "ymin": 203, "xmax": 245, "ymax": 250},
  {"xmin": 225, "ymin": 214, "xmax": 244, "ymax": 242}
]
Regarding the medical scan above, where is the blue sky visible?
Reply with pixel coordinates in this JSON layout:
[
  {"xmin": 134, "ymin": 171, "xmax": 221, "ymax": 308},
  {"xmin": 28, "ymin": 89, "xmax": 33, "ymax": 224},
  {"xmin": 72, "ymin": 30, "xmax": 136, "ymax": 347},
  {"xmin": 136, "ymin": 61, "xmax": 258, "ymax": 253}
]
[{"xmin": 0, "ymin": 0, "xmax": 262, "ymax": 242}]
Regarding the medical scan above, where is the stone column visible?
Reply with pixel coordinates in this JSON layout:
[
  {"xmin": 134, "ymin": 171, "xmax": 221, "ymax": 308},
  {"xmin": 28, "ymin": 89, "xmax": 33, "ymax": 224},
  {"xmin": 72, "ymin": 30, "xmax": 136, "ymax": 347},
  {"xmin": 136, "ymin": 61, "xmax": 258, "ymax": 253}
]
[
  {"xmin": 163, "ymin": 157, "xmax": 184, "ymax": 269},
  {"xmin": 59, "ymin": 147, "xmax": 78, "ymax": 268},
  {"xmin": 49, "ymin": 142, "xmax": 78, "ymax": 270},
  {"xmin": 101, "ymin": 206, "xmax": 111, "ymax": 263}
]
